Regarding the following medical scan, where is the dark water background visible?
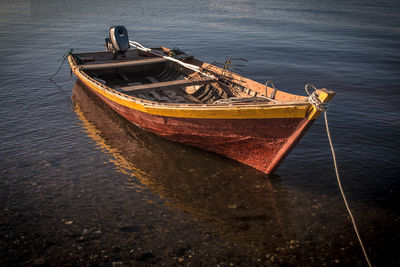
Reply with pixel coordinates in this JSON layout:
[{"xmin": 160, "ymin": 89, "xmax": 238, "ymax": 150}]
[{"xmin": 1, "ymin": 0, "xmax": 399, "ymax": 266}]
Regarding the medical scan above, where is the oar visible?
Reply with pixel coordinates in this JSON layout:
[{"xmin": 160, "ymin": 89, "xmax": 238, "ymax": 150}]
[{"xmin": 129, "ymin": 40, "xmax": 215, "ymax": 79}]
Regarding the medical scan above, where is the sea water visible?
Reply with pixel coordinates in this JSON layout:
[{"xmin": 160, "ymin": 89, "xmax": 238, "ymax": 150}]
[{"xmin": 0, "ymin": 0, "xmax": 399, "ymax": 265}]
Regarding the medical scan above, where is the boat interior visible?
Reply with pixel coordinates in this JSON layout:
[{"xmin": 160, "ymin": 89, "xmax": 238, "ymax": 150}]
[{"xmin": 73, "ymin": 49, "xmax": 305, "ymax": 105}]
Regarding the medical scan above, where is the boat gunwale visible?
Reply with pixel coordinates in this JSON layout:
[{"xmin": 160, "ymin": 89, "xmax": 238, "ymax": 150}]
[{"xmin": 69, "ymin": 55, "xmax": 309, "ymax": 107}]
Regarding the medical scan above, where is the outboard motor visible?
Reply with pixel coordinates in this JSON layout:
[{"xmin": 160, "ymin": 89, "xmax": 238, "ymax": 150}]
[{"xmin": 105, "ymin": 26, "xmax": 130, "ymax": 58}]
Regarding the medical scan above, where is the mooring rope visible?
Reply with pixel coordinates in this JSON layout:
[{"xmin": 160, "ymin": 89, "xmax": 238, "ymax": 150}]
[
  {"xmin": 49, "ymin": 49, "xmax": 76, "ymax": 80},
  {"xmin": 306, "ymin": 84, "xmax": 372, "ymax": 267}
]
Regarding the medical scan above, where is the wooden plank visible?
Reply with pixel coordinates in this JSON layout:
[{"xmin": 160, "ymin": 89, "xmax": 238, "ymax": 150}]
[
  {"xmin": 120, "ymin": 78, "xmax": 217, "ymax": 92},
  {"xmin": 79, "ymin": 57, "xmax": 169, "ymax": 70},
  {"xmin": 118, "ymin": 70, "xmax": 130, "ymax": 82},
  {"xmin": 177, "ymin": 90, "xmax": 204, "ymax": 104},
  {"xmin": 148, "ymin": 90, "xmax": 169, "ymax": 102},
  {"xmin": 136, "ymin": 92, "xmax": 157, "ymax": 102},
  {"xmin": 162, "ymin": 89, "xmax": 187, "ymax": 103}
]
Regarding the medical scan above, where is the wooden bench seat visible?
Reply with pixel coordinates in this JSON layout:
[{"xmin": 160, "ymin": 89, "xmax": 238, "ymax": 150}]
[
  {"xmin": 79, "ymin": 53, "xmax": 194, "ymax": 71},
  {"xmin": 79, "ymin": 57, "xmax": 170, "ymax": 70},
  {"xmin": 120, "ymin": 78, "xmax": 218, "ymax": 92}
]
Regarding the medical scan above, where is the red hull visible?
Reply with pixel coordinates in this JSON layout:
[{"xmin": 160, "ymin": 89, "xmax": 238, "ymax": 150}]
[{"xmin": 83, "ymin": 82, "xmax": 314, "ymax": 174}]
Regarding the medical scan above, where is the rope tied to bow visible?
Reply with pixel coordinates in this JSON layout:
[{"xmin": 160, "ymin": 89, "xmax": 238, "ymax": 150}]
[{"xmin": 305, "ymin": 83, "xmax": 328, "ymax": 112}]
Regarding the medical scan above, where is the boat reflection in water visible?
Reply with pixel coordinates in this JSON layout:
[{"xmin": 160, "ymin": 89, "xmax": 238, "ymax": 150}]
[{"xmin": 72, "ymin": 80, "xmax": 294, "ymax": 252}]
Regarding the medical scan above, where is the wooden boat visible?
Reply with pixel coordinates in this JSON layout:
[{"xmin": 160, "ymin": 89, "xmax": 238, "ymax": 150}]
[{"xmin": 68, "ymin": 27, "xmax": 334, "ymax": 174}]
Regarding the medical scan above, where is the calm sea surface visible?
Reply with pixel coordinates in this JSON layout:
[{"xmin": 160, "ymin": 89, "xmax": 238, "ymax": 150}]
[{"xmin": 1, "ymin": 0, "xmax": 399, "ymax": 266}]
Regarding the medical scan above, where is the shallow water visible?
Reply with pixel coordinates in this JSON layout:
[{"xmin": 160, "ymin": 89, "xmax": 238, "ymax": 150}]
[{"xmin": 1, "ymin": 0, "xmax": 399, "ymax": 266}]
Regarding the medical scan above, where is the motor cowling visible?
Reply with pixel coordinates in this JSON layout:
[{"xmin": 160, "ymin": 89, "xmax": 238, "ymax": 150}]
[{"xmin": 105, "ymin": 26, "xmax": 130, "ymax": 56}]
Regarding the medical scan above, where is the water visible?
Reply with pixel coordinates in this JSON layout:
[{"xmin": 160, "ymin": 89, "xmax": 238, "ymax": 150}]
[{"xmin": 1, "ymin": 0, "xmax": 399, "ymax": 265}]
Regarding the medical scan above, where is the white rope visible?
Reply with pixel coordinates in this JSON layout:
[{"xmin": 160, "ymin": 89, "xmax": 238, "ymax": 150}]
[
  {"xmin": 213, "ymin": 96, "xmax": 274, "ymax": 104},
  {"xmin": 129, "ymin": 40, "xmax": 215, "ymax": 79},
  {"xmin": 323, "ymin": 111, "xmax": 372, "ymax": 267},
  {"xmin": 305, "ymin": 83, "xmax": 372, "ymax": 267}
]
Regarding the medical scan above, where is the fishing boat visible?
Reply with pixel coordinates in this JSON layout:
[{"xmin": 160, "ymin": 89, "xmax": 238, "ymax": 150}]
[{"xmin": 68, "ymin": 26, "xmax": 334, "ymax": 174}]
